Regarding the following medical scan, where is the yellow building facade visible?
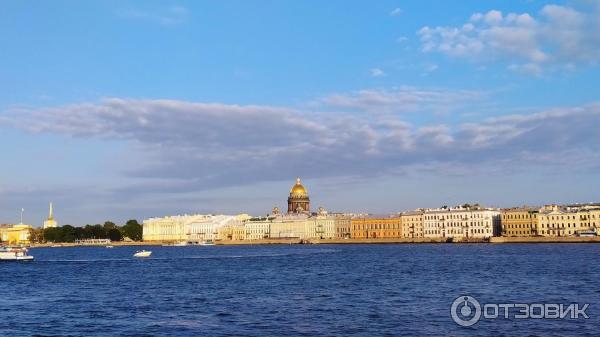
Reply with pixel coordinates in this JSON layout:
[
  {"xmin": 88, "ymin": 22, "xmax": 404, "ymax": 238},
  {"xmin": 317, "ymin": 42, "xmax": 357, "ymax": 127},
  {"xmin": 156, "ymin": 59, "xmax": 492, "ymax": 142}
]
[
  {"xmin": 217, "ymin": 224, "xmax": 246, "ymax": 241},
  {"xmin": 0, "ymin": 224, "xmax": 32, "ymax": 245},
  {"xmin": 334, "ymin": 216, "xmax": 351, "ymax": 239},
  {"xmin": 576, "ymin": 208, "xmax": 600, "ymax": 234},
  {"xmin": 401, "ymin": 211, "xmax": 424, "ymax": 238},
  {"xmin": 350, "ymin": 216, "xmax": 402, "ymax": 239},
  {"xmin": 537, "ymin": 205, "xmax": 599, "ymax": 237},
  {"xmin": 501, "ymin": 208, "xmax": 538, "ymax": 237},
  {"xmin": 270, "ymin": 217, "xmax": 308, "ymax": 239}
]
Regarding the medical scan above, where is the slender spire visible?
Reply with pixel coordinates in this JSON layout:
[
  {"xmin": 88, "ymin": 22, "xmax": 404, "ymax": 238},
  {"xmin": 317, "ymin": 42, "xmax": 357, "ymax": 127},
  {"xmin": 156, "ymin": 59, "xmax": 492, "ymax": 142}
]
[
  {"xmin": 296, "ymin": 177, "xmax": 301, "ymax": 185},
  {"xmin": 48, "ymin": 202, "xmax": 54, "ymax": 221}
]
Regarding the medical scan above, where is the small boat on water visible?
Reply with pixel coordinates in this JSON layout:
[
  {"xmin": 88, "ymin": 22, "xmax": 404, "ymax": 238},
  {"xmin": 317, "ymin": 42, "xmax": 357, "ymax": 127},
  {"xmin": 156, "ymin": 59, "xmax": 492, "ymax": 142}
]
[
  {"xmin": 133, "ymin": 250, "xmax": 152, "ymax": 258},
  {"xmin": 172, "ymin": 241, "xmax": 188, "ymax": 247},
  {"xmin": 199, "ymin": 240, "xmax": 215, "ymax": 246},
  {"xmin": 0, "ymin": 247, "xmax": 34, "ymax": 261},
  {"xmin": 106, "ymin": 245, "xmax": 114, "ymax": 248}
]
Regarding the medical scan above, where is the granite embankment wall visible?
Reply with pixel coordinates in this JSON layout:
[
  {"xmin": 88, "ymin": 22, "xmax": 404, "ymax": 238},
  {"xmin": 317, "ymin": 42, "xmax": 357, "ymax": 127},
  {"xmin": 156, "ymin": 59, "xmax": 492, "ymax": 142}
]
[
  {"xmin": 28, "ymin": 236, "xmax": 600, "ymax": 247},
  {"xmin": 489, "ymin": 236, "xmax": 600, "ymax": 243},
  {"xmin": 220, "ymin": 237, "xmax": 600, "ymax": 245},
  {"xmin": 220, "ymin": 237, "xmax": 463, "ymax": 245}
]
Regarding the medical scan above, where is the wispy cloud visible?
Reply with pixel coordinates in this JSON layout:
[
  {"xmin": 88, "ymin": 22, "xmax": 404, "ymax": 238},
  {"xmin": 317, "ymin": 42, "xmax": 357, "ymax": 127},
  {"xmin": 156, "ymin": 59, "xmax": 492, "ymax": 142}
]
[
  {"xmin": 417, "ymin": 3, "xmax": 600, "ymax": 74},
  {"xmin": 370, "ymin": 68, "xmax": 386, "ymax": 77},
  {"xmin": 396, "ymin": 36, "xmax": 408, "ymax": 43},
  {"xmin": 320, "ymin": 86, "xmax": 484, "ymax": 114},
  {"xmin": 118, "ymin": 5, "xmax": 189, "ymax": 26},
  {"xmin": 390, "ymin": 8, "xmax": 402, "ymax": 16}
]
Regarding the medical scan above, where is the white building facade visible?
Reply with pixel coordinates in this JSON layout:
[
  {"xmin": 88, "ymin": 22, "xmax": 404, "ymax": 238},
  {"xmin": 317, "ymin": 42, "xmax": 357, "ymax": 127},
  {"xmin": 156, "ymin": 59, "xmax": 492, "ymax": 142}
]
[
  {"xmin": 188, "ymin": 215, "xmax": 243, "ymax": 242},
  {"xmin": 245, "ymin": 217, "xmax": 272, "ymax": 240},
  {"xmin": 143, "ymin": 214, "xmax": 248, "ymax": 242},
  {"xmin": 423, "ymin": 207, "xmax": 500, "ymax": 240}
]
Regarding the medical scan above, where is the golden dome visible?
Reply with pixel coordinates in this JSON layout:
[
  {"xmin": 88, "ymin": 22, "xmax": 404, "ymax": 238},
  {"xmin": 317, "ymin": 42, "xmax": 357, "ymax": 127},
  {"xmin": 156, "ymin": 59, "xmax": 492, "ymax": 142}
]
[{"xmin": 290, "ymin": 177, "xmax": 308, "ymax": 195}]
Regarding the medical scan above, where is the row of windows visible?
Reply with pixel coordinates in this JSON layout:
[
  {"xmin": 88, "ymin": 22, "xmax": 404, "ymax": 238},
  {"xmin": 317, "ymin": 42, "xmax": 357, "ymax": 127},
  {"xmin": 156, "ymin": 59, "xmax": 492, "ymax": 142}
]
[
  {"xmin": 505, "ymin": 224, "xmax": 532, "ymax": 229},
  {"xmin": 541, "ymin": 215, "xmax": 577, "ymax": 221},
  {"xmin": 540, "ymin": 223, "xmax": 580, "ymax": 228},
  {"xmin": 503, "ymin": 213, "xmax": 536, "ymax": 220},
  {"xmin": 352, "ymin": 224, "xmax": 401, "ymax": 230},
  {"xmin": 425, "ymin": 221, "xmax": 490, "ymax": 227},
  {"xmin": 352, "ymin": 231, "xmax": 402, "ymax": 237},
  {"xmin": 424, "ymin": 214, "xmax": 489, "ymax": 220},
  {"xmin": 423, "ymin": 229, "xmax": 490, "ymax": 235},
  {"xmin": 540, "ymin": 230, "xmax": 576, "ymax": 235},
  {"xmin": 507, "ymin": 231, "xmax": 531, "ymax": 235}
]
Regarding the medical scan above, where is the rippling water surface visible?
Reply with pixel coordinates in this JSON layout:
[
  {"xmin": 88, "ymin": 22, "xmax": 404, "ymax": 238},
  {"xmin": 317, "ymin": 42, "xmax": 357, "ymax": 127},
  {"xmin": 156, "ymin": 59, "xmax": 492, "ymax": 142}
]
[{"xmin": 1, "ymin": 244, "xmax": 599, "ymax": 336}]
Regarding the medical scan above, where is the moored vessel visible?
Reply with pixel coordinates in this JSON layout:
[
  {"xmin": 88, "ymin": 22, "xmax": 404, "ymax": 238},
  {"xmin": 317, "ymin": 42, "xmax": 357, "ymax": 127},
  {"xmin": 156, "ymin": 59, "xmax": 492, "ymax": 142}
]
[{"xmin": 0, "ymin": 247, "xmax": 34, "ymax": 261}]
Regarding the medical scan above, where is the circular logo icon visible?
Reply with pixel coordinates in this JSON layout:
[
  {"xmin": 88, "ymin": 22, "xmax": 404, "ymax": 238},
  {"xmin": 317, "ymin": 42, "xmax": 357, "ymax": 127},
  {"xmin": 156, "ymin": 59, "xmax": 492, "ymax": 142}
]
[{"xmin": 451, "ymin": 295, "xmax": 482, "ymax": 327}]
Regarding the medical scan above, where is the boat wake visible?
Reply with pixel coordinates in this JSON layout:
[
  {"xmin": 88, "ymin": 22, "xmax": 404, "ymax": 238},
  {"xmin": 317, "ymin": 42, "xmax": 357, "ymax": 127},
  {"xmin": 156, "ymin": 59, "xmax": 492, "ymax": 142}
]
[{"xmin": 35, "ymin": 249, "xmax": 340, "ymax": 263}]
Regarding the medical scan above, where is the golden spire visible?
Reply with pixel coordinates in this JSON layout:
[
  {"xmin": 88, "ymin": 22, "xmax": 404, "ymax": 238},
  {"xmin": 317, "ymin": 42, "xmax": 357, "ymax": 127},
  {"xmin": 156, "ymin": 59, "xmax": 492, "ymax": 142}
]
[{"xmin": 48, "ymin": 202, "xmax": 54, "ymax": 221}]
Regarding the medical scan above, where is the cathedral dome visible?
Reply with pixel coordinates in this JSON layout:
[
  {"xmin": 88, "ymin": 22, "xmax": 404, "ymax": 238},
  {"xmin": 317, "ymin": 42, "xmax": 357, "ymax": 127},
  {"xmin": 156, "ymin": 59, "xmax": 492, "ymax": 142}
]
[
  {"xmin": 290, "ymin": 177, "xmax": 308, "ymax": 196},
  {"xmin": 287, "ymin": 177, "xmax": 310, "ymax": 214}
]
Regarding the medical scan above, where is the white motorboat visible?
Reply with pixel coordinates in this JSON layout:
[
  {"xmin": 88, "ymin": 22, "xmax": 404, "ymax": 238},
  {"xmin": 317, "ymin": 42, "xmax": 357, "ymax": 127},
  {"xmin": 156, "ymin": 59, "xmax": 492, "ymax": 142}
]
[
  {"xmin": 0, "ymin": 247, "xmax": 34, "ymax": 261},
  {"xmin": 133, "ymin": 250, "xmax": 152, "ymax": 258},
  {"xmin": 173, "ymin": 241, "xmax": 188, "ymax": 247},
  {"xmin": 106, "ymin": 245, "xmax": 114, "ymax": 248},
  {"xmin": 199, "ymin": 240, "xmax": 215, "ymax": 246}
]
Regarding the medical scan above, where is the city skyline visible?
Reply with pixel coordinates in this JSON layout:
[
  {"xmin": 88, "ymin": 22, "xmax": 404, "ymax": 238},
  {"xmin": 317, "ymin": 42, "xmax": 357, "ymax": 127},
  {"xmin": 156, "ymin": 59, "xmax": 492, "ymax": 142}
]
[{"xmin": 1, "ymin": 1, "xmax": 600, "ymax": 224}]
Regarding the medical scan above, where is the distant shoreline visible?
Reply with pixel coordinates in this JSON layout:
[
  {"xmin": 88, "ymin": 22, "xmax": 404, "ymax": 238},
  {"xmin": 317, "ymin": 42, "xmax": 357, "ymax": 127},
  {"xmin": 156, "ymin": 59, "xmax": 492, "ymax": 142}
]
[{"xmin": 23, "ymin": 236, "xmax": 600, "ymax": 247}]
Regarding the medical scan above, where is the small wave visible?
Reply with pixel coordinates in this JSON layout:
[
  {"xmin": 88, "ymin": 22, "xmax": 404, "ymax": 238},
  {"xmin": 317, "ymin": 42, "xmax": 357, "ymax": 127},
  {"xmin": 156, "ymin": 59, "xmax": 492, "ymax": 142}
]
[{"xmin": 40, "ymin": 258, "xmax": 134, "ymax": 263}]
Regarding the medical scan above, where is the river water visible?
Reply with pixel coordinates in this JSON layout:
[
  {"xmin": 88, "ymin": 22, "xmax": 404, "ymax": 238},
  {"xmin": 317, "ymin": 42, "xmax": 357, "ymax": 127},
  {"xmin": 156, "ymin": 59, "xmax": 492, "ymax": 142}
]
[{"xmin": 1, "ymin": 244, "xmax": 598, "ymax": 336}]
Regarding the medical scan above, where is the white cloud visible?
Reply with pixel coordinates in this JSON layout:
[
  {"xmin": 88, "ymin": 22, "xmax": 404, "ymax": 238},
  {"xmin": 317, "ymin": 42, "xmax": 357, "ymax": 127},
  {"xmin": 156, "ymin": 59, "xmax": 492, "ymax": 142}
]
[
  {"xmin": 118, "ymin": 5, "xmax": 189, "ymax": 25},
  {"xmin": 507, "ymin": 62, "xmax": 542, "ymax": 76},
  {"xmin": 370, "ymin": 68, "xmax": 386, "ymax": 77},
  {"xmin": 418, "ymin": 4, "xmax": 600, "ymax": 74},
  {"xmin": 320, "ymin": 86, "xmax": 483, "ymax": 114},
  {"xmin": 3, "ymin": 96, "xmax": 599, "ymax": 195},
  {"xmin": 390, "ymin": 8, "xmax": 402, "ymax": 16},
  {"xmin": 423, "ymin": 63, "xmax": 438, "ymax": 73}
]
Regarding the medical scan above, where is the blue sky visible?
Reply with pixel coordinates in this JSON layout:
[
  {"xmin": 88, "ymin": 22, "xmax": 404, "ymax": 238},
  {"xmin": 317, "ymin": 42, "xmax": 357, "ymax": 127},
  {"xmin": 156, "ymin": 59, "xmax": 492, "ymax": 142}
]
[{"xmin": 1, "ymin": 1, "xmax": 599, "ymax": 225}]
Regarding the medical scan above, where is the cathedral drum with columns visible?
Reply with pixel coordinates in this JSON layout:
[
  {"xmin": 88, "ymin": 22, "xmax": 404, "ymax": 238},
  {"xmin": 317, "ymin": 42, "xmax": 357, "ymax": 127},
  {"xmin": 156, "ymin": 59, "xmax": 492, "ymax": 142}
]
[{"xmin": 287, "ymin": 177, "xmax": 310, "ymax": 214}]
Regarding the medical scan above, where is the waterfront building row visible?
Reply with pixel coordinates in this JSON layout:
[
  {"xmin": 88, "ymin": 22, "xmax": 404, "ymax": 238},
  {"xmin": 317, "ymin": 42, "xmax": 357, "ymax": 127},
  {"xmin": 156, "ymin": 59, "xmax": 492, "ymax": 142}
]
[
  {"xmin": 501, "ymin": 204, "xmax": 600, "ymax": 237},
  {"xmin": 142, "ymin": 214, "xmax": 251, "ymax": 242},
  {"xmin": 240, "ymin": 208, "xmax": 343, "ymax": 240},
  {"xmin": 143, "ymin": 208, "xmax": 351, "ymax": 242}
]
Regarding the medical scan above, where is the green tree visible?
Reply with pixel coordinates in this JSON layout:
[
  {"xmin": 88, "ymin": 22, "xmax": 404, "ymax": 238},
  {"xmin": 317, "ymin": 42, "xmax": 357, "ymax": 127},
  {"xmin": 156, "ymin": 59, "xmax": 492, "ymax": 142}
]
[
  {"xmin": 61, "ymin": 225, "xmax": 76, "ymax": 242},
  {"xmin": 83, "ymin": 224, "xmax": 107, "ymax": 239},
  {"xmin": 103, "ymin": 221, "xmax": 117, "ymax": 231},
  {"xmin": 44, "ymin": 227, "xmax": 63, "ymax": 242},
  {"xmin": 108, "ymin": 228, "xmax": 123, "ymax": 242},
  {"xmin": 29, "ymin": 228, "xmax": 45, "ymax": 243},
  {"xmin": 122, "ymin": 219, "xmax": 142, "ymax": 241},
  {"xmin": 74, "ymin": 227, "xmax": 84, "ymax": 240}
]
